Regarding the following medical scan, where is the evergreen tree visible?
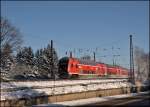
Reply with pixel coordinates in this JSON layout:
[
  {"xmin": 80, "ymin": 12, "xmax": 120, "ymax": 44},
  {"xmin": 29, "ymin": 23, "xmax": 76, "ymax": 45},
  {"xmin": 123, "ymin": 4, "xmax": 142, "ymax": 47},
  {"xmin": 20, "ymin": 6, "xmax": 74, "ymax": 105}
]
[
  {"xmin": 1, "ymin": 43, "xmax": 14, "ymax": 71},
  {"xmin": 1, "ymin": 44, "xmax": 10, "ymax": 68},
  {"xmin": 27, "ymin": 46, "xmax": 34, "ymax": 66},
  {"xmin": 15, "ymin": 46, "xmax": 34, "ymax": 78},
  {"xmin": 46, "ymin": 44, "xmax": 59, "ymax": 79},
  {"xmin": 16, "ymin": 49, "xmax": 23, "ymax": 65},
  {"xmin": 35, "ymin": 49, "xmax": 40, "ymax": 58},
  {"xmin": 17, "ymin": 46, "xmax": 34, "ymax": 66},
  {"xmin": 34, "ymin": 44, "xmax": 58, "ymax": 79}
]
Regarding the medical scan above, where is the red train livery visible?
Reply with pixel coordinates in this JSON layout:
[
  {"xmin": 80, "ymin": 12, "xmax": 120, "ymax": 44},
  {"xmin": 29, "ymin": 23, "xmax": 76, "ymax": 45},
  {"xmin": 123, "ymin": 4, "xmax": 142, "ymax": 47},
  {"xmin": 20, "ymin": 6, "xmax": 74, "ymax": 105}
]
[{"xmin": 58, "ymin": 57, "xmax": 129, "ymax": 79}]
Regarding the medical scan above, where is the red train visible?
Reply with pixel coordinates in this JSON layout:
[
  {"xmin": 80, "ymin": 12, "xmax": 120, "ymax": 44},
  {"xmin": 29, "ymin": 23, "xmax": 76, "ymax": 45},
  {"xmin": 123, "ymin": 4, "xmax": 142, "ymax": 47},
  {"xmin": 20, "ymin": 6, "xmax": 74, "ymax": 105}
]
[{"xmin": 58, "ymin": 56, "xmax": 129, "ymax": 79}]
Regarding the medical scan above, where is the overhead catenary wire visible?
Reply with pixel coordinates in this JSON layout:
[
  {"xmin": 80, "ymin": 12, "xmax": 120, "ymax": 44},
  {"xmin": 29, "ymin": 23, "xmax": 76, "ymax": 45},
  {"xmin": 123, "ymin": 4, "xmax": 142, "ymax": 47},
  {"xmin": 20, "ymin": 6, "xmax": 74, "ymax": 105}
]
[{"xmin": 48, "ymin": 37, "xmax": 129, "ymax": 68}]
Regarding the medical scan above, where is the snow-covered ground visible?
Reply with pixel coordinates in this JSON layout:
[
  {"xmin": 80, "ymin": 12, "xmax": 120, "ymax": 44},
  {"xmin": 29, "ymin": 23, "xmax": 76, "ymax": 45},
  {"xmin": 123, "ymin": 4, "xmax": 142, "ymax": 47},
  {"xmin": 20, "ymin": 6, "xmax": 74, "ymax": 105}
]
[
  {"xmin": 1, "ymin": 79, "xmax": 130, "ymax": 101},
  {"xmin": 1, "ymin": 79, "xmax": 128, "ymax": 89}
]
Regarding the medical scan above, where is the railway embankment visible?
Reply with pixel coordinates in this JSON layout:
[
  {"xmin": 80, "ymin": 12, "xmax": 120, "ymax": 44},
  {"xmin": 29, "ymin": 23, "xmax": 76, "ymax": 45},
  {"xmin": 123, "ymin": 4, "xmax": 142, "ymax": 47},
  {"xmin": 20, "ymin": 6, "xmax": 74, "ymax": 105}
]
[{"xmin": 0, "ymin": 79, "xmax": 148, "ymax": 107}]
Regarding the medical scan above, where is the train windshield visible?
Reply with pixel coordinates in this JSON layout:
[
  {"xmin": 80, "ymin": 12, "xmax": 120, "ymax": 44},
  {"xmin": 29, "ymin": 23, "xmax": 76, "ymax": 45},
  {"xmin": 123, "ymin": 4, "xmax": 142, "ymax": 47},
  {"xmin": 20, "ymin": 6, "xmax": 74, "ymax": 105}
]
[{"xmin": 58, "ymin": 57, "xmax": 69, "ymax": 78}]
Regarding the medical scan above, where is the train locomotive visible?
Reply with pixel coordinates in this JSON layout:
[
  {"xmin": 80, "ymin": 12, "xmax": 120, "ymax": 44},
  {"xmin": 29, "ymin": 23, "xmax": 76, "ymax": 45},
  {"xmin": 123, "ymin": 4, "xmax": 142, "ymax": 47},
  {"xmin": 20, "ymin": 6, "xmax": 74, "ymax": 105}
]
[{"xmin": 58, "ymin": 55, "xmax": 129, "ymax": 79}]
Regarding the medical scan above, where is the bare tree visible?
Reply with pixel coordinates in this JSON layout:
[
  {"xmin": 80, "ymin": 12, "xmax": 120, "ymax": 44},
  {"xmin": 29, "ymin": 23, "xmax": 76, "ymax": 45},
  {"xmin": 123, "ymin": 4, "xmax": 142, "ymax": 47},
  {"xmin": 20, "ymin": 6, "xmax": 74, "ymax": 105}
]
[
  {"xmin": 134, "ymin": 46, "xmax": 149, "ymax": 82},
  {"xmin": 0, "ymin": 17, "xmax": 23, "ymax": 71},
  {"xmin": 1, "ymin": 17, "xmax": 23, "ymax": 53}
]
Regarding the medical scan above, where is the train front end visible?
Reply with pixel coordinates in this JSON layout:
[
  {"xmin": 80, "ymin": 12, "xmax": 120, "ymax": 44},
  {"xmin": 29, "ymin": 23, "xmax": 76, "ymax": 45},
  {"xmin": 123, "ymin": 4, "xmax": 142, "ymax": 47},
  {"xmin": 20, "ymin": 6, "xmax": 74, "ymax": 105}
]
[
  {"xmin": 58, "ymin": 57, "xmax": 79, "ymax": 79},
  {"xmin": 58, "ymin": 57, "xmax": 70, "ymax": 79}
]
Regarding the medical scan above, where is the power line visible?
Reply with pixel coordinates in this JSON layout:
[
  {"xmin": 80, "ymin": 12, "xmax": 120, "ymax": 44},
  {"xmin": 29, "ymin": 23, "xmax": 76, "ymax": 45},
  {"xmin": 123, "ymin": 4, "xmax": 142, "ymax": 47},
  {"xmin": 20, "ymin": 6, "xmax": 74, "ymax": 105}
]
[{"xmin": 55, "ymin": 37, "xmax": 127, "ymax": 55}]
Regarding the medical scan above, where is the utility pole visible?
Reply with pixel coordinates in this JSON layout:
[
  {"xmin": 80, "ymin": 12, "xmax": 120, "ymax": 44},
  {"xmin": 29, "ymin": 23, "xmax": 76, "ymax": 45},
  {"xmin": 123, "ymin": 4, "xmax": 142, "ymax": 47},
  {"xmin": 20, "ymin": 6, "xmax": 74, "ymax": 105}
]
[
  {"xmin": 112, "ymin": 46, "xmax": 115, "ymax": 66},
  {"xmin": 112, "ymin": 55, "xmax": 115, "ymax": 66},
  {"xmin": 51, "ymin": 40, "xmax": 57, "ymax": 102},
  {"xmin": 50, "ymin": 40, "xmax": 55, "ymax": 80},
  {"xmin": 130, "ymin": 35, "xmax": 135, "ymax": 85},
  {"xmin": 93, "ymin": 52, "xmax": 96, "ymax": 62}
]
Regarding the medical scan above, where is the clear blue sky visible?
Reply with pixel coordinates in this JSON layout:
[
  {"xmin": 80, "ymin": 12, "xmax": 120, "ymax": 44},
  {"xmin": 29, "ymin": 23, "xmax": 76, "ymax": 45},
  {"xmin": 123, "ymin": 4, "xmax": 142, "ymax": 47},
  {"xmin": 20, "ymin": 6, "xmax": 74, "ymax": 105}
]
[{"xmin": 1, "ymin": 1, "xmax": 149, "ymax": 68}]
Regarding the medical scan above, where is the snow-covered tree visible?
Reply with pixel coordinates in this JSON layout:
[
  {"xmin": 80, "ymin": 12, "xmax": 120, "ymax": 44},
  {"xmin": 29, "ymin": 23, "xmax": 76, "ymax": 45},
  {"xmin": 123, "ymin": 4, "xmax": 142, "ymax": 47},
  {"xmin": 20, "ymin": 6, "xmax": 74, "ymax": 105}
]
[
  {"xmin": 1, "ymin": 43, "xmax": 13, "ymax": 70},
  {"xmin": 16, "ymin": 46, "xmax": 34, "ymax": 66},
  {"xmin": 34, "ymin": 44, "xmax": 58, "ymax": 79},
  {"xmin": 14, "ymin": 46, "xmax": 35, "ymax": 79}
]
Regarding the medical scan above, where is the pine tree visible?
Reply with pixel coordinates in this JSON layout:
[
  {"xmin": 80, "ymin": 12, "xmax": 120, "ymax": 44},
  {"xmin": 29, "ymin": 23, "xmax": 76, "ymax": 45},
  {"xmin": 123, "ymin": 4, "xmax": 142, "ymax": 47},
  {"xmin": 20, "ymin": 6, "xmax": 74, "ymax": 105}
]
[
  {"xmin": 46, "ymin": 44, "xmax": 59, "ymax": 79},
  {"xmin": 1, "ymin": 43, "xmax": 14, "ymax": 71},
  {"xmin": 15, "ymin": 46, "xmax": 35, "ymax": 78},
  {"xmin": 16, "ymin": 49, "xmax": 23, "ymax": 65},
  {"xmin": 34, "ymin": 48, "xmax": 48, "ymax": 78},
  {"xmin": 34, "ymin": 44, "xmax": 58, "ymax": 79},
  {"xmin": 35, "ymin": 49, "xmax": 40, "ymax": 58},
  {"xmin": 27, "ymin": 46, "xmax": 34, "ymax": 66},
  {"xmin": 17, "ymin": 46, "xmax": 34, "ymax": 66}
]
